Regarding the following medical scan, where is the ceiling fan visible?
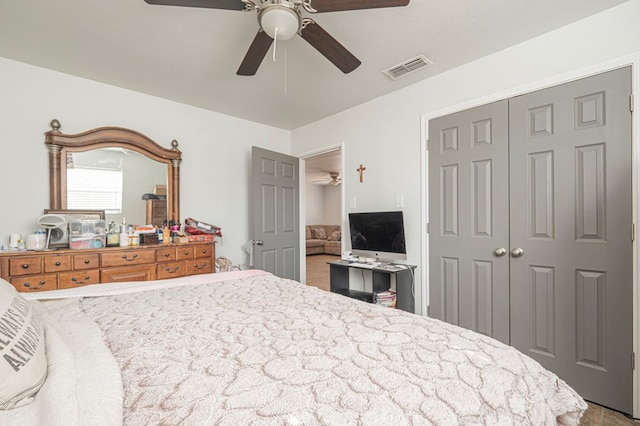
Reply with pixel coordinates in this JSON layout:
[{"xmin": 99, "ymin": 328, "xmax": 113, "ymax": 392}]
[
  {"xmin": 143, "ymin": 0, "xmax": 410, "ymax": 76},
  {"xmin": 312, "ymin": 171, "xmax": 341, "ymax": 186}
]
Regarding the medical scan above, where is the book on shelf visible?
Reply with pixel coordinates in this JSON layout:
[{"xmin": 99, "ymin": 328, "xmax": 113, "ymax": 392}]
[{"xmin": 374, "ymin": 290, "xmax": 396, "ymax": 308}]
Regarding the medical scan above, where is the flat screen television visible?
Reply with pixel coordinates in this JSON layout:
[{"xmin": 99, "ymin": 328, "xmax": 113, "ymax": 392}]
[{"xmin": 348, "ymin": 211, "xmax": 407, "ymax": 262}]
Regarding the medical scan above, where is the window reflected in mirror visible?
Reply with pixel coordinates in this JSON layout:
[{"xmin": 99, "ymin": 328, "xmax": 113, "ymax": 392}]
[{"xmin": 67, "ymin": 148, "xmax": 167, "ymax": 226}]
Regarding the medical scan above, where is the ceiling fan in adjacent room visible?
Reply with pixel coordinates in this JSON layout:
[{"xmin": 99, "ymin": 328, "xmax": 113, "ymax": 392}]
[
  {"xmin": 143, "ymin": 0, "xmax": 410, "ymax": 76},
  {"xmin": 312, "ymin": 171, "xmax": 341, "ymax": 186}
]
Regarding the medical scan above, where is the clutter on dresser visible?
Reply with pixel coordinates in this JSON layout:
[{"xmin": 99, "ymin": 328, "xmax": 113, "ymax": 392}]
[
  {"xmin": 3, "ymin": 212, "xmax": 218, "ymax": 254},
  {"xmin": 68, "ymin": 219, "xmax": 107, "ymax": 249},
  {"xmin": 9, "ymin": 233, "xmax": 22, "ymax": 249},
  {"xmin": 105, "ymin": 221, "xmax": 120, "ymax": 247},
  {"xmin": 184, "ymin": 218, "xmax": 222, "ymax": 237},
  {"xmin": 25, "ymin": 231, "xmax": 47, "ymax": 251},
  {"xmin": 2, "ymin": 214, "xmax": 68, "ymax": 252},
  {"xmin": 184, "ymin": 217, "xmax": 222, "ymax": 243}
]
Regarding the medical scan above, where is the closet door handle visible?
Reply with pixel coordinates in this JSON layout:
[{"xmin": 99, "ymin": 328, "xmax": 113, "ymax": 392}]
[
  {"xmin": 511, "ymin": 248, "xmax": 524, "ymax": 258},
  {"xmin": 494, "ymin": 247, "xmax": 507, "ymax": 257}
]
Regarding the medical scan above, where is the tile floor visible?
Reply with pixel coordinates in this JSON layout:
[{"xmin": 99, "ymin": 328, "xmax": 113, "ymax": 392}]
[
  {"xmin": 580, "ymin": 402, "xmax": 637, "ymax": 425},
  {"xmin": 305, "ymin": 254, "xmax": 639, "ymax": 425}
]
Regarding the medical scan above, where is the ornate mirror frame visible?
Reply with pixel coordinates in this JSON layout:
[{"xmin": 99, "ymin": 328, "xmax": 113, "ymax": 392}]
[{"xmin": 44, "ymin": 119, "xmax": 182, "ymax": 224}]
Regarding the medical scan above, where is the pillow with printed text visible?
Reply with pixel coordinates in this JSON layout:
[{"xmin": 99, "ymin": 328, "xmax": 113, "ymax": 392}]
[{"xmin": 0, "ymin": 279, "xmax": 47, "ymax": 410}]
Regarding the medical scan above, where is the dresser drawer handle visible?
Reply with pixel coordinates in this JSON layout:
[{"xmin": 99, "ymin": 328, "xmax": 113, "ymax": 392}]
[
  {"xmin": 164, "ymin": 266, "xmax": 180, "ymax": 273},
  {"xmin": 193, "ymin": 263, "xmax": 207, "ymax": 269},
  {"xmin": 164, "ymin": 253, "xmax": 171, "ymax": 257},
  {"xmin": 21, "ymin": 264, "xmax": 30, "ymax": 269},
  {"xmin": 201, "ymin": 249, "xmax": 208, "ymax": 254},
  {"xmin": 71, "ymin": 275, "xmax": 91, "ymax": 284},
  {"xmin": 23, "ymin": 280, "xmax": 46, "ymax": 290},
  {"xmin": 55, "ymin": 261, "xmax": 62, "ymax": 266},
  {"xmin": 84, "ymin": 259, "xmax": 90, "ymax": 264},
  {"xmin": 122, "ymin": 254, "xmax": 138, "ymax": 261},
  {"xmin": 183, "ymin": 251, "xmax": 191, "ymax": 255}
]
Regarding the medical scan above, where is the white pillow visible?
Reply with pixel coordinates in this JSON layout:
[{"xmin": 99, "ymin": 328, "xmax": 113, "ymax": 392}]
[{"xmin": 0, "ymin": 278, "xmax": 47, "ymax": 410}]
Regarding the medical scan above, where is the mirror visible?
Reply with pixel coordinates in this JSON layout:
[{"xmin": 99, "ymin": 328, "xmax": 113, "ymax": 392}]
[
  {"xmin": 45, "ymin": 119, "xmax": 181, "ymax": 227},
  {"xmin": 67, "ymin": 148, "xmax": 168, "ymax": 225}
]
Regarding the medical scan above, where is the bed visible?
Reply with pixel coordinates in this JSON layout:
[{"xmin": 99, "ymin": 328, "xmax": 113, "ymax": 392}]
[{"xmin": 0, "ymin": 270, "xmax": 586, "ymax": 425}]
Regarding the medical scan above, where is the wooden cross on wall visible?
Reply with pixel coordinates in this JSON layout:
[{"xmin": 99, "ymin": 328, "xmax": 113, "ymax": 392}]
[{"xmin": 356, "ymin": 164, "xmax": 366, "ymax": 182}]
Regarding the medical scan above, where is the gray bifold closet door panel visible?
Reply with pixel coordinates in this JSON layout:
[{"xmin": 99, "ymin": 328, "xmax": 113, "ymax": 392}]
[
  {"xmin": 428, "ymin": 66, "xmax": 633, "ymax": 414},
  {"xmin": 428, "ymin": 99, "xmax": 510, "ymax": 344}
]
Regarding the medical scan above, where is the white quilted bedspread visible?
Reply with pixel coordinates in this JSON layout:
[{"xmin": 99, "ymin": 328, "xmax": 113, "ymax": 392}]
[{"xmin": 78, "ymin": 272, "xmax": 586, "ymax": 425}]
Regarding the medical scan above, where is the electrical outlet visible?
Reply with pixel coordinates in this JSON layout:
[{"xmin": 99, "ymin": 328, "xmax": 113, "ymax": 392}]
[
  {"xmin": 396, "ymin": 195, "xmax": 404, "ymax": 208},
  {"xmin": 350, "ymin": 197, "xmax": 357, "ymax": 209}
]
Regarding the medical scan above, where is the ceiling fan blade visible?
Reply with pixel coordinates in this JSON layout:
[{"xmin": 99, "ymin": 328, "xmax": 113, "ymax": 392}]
[
  {"xmin": 143, "ymin": 0, "xmax": 247, "ymax": 11},
  {"xmin": 308, "ymin": 0, "xmax": 409, "ymax": 13},
  {"xmin": 300, "ymin": 21, "xmax": 361, "ymax": 74},
  {"xmin": 237, "ymin": 30, "xmax": 274, "ymax": 76}
]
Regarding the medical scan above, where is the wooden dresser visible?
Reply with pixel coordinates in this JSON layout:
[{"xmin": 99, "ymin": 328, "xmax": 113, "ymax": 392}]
[{"xmin": 0, "ymin": 241, "xmax": 215, "ymax": 293}]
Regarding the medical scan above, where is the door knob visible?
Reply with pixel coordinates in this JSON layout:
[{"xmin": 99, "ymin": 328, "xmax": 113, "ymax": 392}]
[
  {"xmin": 253, "ymin": 240, "xmax": 264, "ymax": 246},
  {"xmin": 494, "ymin": 247, "xmax": 507, "ymax": 257},
  {"xmin": 511, "ymin": 248, "xmax": 524, "ymax": 258}
]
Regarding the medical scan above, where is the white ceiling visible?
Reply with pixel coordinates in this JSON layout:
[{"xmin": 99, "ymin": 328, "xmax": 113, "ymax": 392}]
[
  {"xmin": 0, "ymin": 0, "xmax": 628, "ymax": 130},
  {"xmin": 305, "ymin": 148, "xmax": 342, "ymax": 183}
]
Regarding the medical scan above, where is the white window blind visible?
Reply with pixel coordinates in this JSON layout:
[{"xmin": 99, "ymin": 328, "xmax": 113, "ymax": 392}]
[{"xmin": 67, "ymin": 167, "xmax": 123, "ymax": 213}]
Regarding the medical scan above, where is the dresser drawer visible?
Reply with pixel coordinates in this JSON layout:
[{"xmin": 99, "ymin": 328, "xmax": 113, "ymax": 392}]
[
  {"xmin": 176, "ymin": 246, "xmax": 196, "ymax": 260},
  {"xmin": 59, "ymin": 270, "xmax": 100, "ymax": 289},
  {"xmin": 9, "ymin": 257, "xmax": 42, "ymax": 276},
  {"xmin": 74, "ymin": 254, "xmax": 100, "ymax": 270},
  {"xmin": 186, "ymin": 259, "xmax": 213, "ymax": 275},
  {"xmin": 156, "ymin": 247, "xmax": 176, "ymax": 262},
  {"xmin": 157, "ymin": 261, "xmax": 187, "ymax": 279},
  {"xmin": 101, "ymin": 265, "xmax": 156, "ymax": 282},
  {"xmin": 101, "ymin": 249, "xmax": 156, "ymax": 267},
  {"xmin": 44, "ymin": 255, "xmax": 72, "ymax": 273},
  {"xmin": 194, "ymin": 244, "xmax": 214, "ymax": 259},
  {"xmin": 12, "ymin": 274, "xmax": 57, "ymax": 292}
]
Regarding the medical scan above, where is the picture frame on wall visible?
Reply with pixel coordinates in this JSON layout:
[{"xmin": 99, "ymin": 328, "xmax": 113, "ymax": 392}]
[{"xmin": 42, "ymin": 209, "xmax": 105, "ymax": 248}]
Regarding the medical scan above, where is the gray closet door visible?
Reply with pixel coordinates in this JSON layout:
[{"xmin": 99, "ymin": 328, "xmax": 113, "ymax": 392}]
[
  {"xmin": 509, "ymin": 67, "xmax": 632, "ymax": 413},
  {"xmin": 428, "ymin": 67, "xmax": 633, "ymax": 413},
  {"xmin": 428, "ymin": 100, "xmax": 511, "ymax": 344}
]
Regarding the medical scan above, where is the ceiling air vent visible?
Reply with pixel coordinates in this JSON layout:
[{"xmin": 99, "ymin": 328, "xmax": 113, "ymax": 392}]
[{"xmin": 383, "ymin": 55, "xmax": 432, "ymax": 81}]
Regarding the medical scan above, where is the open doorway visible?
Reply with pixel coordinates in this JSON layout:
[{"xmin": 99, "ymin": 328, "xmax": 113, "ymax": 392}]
[{"xmin": 303, "ymin": 148, "xmax": 343, "ymax": 291}]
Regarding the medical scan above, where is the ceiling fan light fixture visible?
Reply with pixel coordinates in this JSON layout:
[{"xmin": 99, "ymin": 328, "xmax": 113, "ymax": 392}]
[{"xmin": 259, "ymin": 4, "xmax": 301, "ymax": 40}]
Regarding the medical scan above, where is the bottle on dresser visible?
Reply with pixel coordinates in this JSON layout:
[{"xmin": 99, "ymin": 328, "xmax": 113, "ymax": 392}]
[
  {"xmin": 106, "ymin": 220, "xmax": 120, "ymax": 247},
  {"xmin": 119, "ymin": 218, "xmax": 129, "ymax": 247}
]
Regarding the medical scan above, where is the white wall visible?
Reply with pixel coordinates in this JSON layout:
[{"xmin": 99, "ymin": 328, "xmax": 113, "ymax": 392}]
[
  {"xmin": 304, "ymin": 183, "xmax": 324, "ymax": 225},
  {"xmin": 0, "ymin": 57, "xmax": 290, "ymax": 267},
  {"xmin": 323, "ymin": 185, "xmax": 341, "ymax": 225},
  {"xmin": 290, "ymin": 0, "xmax": 640, "ymax": 317},
  {"xmin": 305, "ymin": 183, "xmax": 341, "ymax": 226}
]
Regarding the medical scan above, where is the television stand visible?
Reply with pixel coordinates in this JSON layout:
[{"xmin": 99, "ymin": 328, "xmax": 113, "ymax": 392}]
[{"xmin": 327, "ymin": 260, "xmax": 416, "ymax": 313}]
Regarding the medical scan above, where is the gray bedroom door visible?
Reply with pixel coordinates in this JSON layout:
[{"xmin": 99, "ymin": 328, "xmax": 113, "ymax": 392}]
[
  {"xmin": 509, "ymin": 66, "xmax": 632, "ymax": 413},
  {"xmin": 428, "ymin": 100, "xmax": 511, "ymax": 344},
  {"xmin": 428, "ymin": 66, "xmax": 633, "ymax": 413},
  {"xmin": 251, "ymin": 146, "xmax": 300, "ymax": 281}
]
